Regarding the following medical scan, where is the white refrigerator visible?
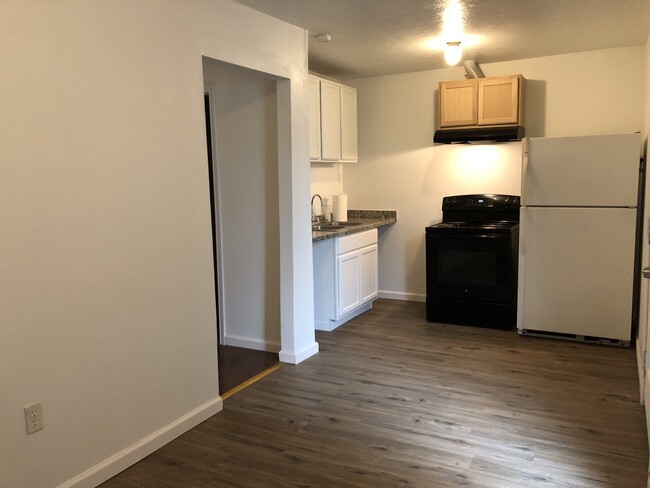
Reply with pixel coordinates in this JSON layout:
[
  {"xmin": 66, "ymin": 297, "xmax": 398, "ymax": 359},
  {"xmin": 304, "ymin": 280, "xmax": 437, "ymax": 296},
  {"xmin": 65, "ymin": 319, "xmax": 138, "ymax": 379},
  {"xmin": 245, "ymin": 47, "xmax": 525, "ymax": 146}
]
[{"xmin": 517, "ymin": 133, "xmax": 642, "ymax": 345}]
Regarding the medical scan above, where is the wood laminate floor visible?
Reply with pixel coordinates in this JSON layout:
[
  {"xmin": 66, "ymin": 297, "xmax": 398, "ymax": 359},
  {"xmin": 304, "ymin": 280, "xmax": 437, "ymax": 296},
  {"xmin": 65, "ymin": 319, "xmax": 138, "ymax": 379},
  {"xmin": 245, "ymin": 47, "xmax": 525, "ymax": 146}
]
[{"xmin": 101, "ymin": 300, "xmax": 648, "ymax": 488}]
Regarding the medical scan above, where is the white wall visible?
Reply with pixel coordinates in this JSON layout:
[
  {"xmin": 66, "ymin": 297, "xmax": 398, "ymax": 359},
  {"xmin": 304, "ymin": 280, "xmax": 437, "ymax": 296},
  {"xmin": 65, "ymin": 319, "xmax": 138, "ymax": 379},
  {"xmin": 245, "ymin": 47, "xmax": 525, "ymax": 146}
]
[
  {"xmin": 204, "ymin": 60, "xmax": 281, "ymax": 352},
  {"xmin": 343, "ymin": 46, "xmax": 647, "ymax": 300},
  {"xmin": 0, "ymin": 1, "xmax": 316, "ymax": 487},
  {"xmin": 311, "ymin": 163, "xmax": 344, "ymax": 207}
]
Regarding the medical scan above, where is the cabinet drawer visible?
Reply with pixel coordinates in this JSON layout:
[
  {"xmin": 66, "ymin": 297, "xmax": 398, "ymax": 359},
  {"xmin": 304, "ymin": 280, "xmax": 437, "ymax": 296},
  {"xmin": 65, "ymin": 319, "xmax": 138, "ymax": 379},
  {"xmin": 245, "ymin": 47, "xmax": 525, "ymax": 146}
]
[{"xmin": 336, "ymin": 229, "xmax": 377, "ymax": 255}]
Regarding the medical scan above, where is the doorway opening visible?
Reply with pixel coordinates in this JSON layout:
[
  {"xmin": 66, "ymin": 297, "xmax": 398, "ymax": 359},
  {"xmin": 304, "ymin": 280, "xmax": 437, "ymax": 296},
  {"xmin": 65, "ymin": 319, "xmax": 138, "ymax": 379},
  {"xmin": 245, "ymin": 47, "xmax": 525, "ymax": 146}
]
[{"xmin": 203, "ymin": 59, "xmax": 280, "ymax": 396}]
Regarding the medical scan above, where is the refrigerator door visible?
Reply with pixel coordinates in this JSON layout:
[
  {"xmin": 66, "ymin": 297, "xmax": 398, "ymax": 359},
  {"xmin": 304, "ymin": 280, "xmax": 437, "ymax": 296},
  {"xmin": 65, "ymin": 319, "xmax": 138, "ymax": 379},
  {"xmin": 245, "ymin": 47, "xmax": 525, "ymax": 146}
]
[
  {"xmin": 517, "ymin": 207, "xmax": 636, "ymax": 341},
  {"xmin": 523, "ymin": 133, "xmax": 640, "ymax": 207}
]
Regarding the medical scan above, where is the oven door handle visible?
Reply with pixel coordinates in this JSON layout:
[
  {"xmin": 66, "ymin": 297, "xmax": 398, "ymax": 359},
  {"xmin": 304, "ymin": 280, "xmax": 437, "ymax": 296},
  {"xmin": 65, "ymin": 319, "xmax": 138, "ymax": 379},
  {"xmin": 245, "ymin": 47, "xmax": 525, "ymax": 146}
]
[
  {"xmin": 436, "ymin": 234, "xmax": 509, "ymax": 240},
  {"xmin": 475, "ymin": 234, "xmax": 508, "ymax": 239}
]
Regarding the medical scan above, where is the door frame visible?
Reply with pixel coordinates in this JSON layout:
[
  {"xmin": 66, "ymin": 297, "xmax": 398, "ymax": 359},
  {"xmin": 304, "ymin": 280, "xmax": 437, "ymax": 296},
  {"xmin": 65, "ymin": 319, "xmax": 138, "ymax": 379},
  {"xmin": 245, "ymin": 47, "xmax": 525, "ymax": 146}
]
[{"xmin": 204, "ymin": 83, "xmax": 226, "ymax": 346}]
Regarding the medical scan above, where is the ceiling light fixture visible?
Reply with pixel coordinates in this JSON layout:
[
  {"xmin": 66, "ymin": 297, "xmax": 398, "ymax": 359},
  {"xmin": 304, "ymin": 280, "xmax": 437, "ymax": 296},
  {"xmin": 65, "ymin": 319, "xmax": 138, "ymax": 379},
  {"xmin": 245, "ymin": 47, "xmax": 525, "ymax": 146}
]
[{"xmin": 444, "ymin": 41, "xmax": 462, "ymax": 65}]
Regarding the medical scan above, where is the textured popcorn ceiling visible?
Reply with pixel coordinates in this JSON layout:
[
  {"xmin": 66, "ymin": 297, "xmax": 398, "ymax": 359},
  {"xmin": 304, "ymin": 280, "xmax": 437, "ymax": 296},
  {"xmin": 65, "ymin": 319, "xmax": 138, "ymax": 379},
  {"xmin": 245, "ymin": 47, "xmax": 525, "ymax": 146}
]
[{"xmin": 234, "ymin": 0, "xmax": 650, "ymax": 80}]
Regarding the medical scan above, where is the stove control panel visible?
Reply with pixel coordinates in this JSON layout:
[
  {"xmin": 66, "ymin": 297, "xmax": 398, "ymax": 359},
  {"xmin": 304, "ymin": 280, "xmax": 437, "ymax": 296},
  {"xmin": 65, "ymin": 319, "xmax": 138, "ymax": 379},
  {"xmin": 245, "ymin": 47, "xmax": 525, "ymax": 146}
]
[{"xmin": 442, "ymin": 194, "xmax": 520, "ymax": 212}]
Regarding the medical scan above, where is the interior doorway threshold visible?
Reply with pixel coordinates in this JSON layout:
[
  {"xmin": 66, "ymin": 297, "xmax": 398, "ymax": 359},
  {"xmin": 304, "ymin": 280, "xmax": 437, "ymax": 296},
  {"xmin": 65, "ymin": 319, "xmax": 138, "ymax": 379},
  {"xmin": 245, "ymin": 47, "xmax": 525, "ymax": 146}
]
[{"xmin": 221, "ymin": 363, "xmax": 282, "ymax": 400}]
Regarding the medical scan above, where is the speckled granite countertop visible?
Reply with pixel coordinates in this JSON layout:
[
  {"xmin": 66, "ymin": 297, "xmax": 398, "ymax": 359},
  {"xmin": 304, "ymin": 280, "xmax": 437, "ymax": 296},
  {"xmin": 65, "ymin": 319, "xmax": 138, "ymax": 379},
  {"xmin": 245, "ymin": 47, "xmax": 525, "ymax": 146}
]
[{"xmin": 312, "ymin": 210, "xmax": 397, "ymax": 242}]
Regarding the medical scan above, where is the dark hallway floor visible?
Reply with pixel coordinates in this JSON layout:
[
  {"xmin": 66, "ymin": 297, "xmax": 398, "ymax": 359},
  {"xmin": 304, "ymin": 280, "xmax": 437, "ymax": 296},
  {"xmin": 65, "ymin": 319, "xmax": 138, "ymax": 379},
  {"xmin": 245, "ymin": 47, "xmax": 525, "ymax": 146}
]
[{"xmin": 217, "ymin": 344, "xmax": 278, "ymax": 395}]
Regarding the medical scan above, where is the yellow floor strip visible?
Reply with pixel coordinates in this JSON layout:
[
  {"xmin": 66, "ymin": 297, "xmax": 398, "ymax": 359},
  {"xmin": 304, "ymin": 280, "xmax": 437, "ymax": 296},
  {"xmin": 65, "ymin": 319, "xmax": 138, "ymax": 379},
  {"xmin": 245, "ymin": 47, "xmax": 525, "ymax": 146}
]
[{"xmin": 221, "ymin": 363, "xmax": 283, "ymax": 400}]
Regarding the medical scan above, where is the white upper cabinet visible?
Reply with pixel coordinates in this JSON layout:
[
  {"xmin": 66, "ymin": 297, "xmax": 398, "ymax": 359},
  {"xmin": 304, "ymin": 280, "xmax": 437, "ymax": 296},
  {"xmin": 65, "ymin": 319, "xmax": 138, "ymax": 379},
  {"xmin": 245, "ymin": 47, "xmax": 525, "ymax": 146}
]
[
  {"xmin": 340, "ymin": 85, "xmax": 358, "ymax": 162},
  {"xmin": 320, "ymin": 79, "xmax": 342, "ymax": 161},
  {"xmin": 308, "ymin": 75, "xmax": 322, "ymax": 160},
  {"xmin": 308, "ymin": 75, "xmax": 358, "ymax": 163}
]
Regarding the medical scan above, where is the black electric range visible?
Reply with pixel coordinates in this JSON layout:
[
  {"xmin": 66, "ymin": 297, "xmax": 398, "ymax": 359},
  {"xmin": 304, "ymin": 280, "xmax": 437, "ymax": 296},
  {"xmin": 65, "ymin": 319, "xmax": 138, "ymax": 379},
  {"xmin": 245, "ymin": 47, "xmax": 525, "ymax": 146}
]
[{"xmin": 425, "ymin": 194, "xmax": 520, "ymax": 329}]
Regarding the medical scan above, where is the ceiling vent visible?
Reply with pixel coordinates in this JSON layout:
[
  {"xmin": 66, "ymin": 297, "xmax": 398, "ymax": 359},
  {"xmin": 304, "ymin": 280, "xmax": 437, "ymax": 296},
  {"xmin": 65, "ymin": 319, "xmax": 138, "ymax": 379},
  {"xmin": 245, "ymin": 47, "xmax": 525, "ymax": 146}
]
[{"xmin": 463, "ymin": 60, "xmax": 485, "ymax": 79}]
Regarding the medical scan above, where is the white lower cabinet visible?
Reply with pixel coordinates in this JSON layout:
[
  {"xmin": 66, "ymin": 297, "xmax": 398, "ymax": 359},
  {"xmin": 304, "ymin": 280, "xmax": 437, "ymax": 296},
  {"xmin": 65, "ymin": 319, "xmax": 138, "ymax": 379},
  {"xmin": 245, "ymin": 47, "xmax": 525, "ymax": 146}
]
[
  {"xmin": 313, "ymin": 229, "xmax": 379, "ymax": 331},
  {"xmin": 359, "ymin": 244, "xmax": 378, "ymax": 302},
  {"xmin": 337, "ymin": 250, "xmax": 362, "ymax": 316}
]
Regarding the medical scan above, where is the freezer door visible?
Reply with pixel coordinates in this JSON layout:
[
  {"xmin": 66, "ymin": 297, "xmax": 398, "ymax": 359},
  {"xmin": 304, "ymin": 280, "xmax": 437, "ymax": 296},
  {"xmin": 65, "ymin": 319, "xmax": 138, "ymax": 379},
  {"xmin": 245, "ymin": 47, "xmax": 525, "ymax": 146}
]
[
  {"xmin": 523, "ymin": 133, "xmax": 640, "ymax": 207},
  {"xmin": 517, "ymin": 207, "xmax": 636, "ymax": 341}
]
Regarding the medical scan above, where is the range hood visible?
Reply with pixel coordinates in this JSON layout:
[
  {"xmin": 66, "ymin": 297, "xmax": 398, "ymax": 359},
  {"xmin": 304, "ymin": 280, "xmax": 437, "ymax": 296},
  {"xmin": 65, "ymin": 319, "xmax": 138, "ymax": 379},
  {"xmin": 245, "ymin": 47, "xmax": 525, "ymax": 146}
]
[{"xmin": 433, "ymin": 126, "xmax": 525, "ymax": 144}]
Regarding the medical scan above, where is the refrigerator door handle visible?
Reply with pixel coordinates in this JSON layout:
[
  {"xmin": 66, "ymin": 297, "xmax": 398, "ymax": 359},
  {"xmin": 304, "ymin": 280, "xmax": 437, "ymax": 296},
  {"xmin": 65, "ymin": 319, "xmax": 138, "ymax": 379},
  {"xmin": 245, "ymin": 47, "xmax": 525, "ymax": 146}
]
[
  {"xmin": 519, "ymin": 207, "xmax": 526, "ymax": 256},
  {"xmin": 643, "ymin": 267, "xmax": 650, "ymax": 279},
  {"xmin": 521, "ymin": 137, "xmax": 529, "ymax": 206}
]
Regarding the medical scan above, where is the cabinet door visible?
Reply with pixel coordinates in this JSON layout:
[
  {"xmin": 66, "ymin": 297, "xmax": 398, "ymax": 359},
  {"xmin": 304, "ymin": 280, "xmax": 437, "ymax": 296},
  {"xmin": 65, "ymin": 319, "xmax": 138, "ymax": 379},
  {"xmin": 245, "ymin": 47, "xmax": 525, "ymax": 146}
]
[
  {"xmin": 340, "ymin": 85, "xmax": 358, "ymax": 162},
  {"xmin": 308, "ymin": 76, "xmax": 322, "ymax": 160},
  {"xmin": 360, "ymin": 244, "xmax": 378, "ymax": 303},
  {"xmin": 337, "ymin": 251, "xmax": 361, "ymax": 317},
  {"xmin": 439, "ymin": 80, "xmax": 477, "ymax": 127},
  {"xmin": 320, "ymin": 80, "xmax": 342, "ymax": 161},
  {"xmin": 478, "ymin": 76, "xmax": 520, "ymax": 126}
]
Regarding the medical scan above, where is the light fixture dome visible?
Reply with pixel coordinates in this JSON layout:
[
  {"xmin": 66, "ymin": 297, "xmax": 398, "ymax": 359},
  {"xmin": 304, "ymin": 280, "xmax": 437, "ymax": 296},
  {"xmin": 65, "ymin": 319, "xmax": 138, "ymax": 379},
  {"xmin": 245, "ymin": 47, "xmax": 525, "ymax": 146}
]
[{"xmin": 444, "ymin": 41, "xmax": 462, "ymax": 66}]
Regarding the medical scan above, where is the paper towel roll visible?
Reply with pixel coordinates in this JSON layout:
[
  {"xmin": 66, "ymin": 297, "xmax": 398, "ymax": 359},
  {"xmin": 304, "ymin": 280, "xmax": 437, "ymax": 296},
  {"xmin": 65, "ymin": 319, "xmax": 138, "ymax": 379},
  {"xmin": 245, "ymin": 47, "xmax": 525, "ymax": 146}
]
[{"xmin": 332, "ymin": 194, "xmax": 348, "ymax": 222}]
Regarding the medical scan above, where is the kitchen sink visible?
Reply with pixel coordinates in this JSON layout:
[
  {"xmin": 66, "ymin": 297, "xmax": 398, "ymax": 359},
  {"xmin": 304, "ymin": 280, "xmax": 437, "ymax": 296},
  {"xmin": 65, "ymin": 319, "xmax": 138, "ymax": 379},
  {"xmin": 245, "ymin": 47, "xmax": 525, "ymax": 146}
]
[{"xmin": 312, "ymin": 221, "xmax": 362, "ymax": 231}]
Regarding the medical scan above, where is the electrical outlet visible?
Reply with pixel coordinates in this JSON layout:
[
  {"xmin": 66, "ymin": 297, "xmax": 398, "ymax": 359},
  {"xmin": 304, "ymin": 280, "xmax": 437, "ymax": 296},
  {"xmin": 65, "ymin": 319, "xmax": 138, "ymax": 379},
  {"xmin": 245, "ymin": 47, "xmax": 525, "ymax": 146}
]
[{"xmin": 24, "ymin": 402, "xmax": 44, "ymax": 434}]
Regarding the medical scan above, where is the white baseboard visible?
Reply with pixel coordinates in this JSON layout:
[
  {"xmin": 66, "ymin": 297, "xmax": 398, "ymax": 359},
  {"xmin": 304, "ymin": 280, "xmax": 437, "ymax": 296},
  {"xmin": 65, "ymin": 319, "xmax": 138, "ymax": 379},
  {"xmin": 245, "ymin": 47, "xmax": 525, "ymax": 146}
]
[
  {"xmin": 378, "ymin": 290, "xmax": 426, "ymax": 302},
  {"xmin": 223, "ymin": 334, "xmax": 281, "ymax": 353},
  {"xmin": 315, "ymin": 302, "xmax": 373, "ymax": 331},
  {"xmin": 279, "ymin": 341, "xmax": 319, "ymax": 364},
  {"xmin": 58, "ymin": 397, "xmax": 223, "ymax": 488}
]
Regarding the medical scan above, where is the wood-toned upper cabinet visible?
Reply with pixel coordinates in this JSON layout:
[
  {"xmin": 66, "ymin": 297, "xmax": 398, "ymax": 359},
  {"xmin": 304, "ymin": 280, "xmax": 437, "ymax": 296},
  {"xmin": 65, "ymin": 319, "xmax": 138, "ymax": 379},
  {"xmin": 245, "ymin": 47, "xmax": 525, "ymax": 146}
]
[
  {"xmin": 478, "ymin": 76, "xmax": 522, "ymax": 126},
  {"xmin": 439, "ymin": 74, "xmax": 525, "ymax": 129},
  {"xmin": 439, "ymin": 80, "xmax": 478, "ymax": 127}
]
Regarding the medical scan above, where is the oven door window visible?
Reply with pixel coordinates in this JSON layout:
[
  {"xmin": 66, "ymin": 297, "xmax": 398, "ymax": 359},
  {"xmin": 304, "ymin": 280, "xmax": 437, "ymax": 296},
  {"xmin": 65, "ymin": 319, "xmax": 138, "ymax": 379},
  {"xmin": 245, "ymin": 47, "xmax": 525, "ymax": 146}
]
[{"xmin": 426, "ymin": 234, "xmax": 513, "ymax": 303}]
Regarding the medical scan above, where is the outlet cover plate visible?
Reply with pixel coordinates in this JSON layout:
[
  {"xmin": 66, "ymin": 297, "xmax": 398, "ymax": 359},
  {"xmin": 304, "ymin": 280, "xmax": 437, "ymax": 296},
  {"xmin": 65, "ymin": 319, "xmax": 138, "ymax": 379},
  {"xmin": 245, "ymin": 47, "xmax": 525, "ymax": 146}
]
[{"xmin": 24, "ymin": 402, "xmax": 44, "ymax": 434}]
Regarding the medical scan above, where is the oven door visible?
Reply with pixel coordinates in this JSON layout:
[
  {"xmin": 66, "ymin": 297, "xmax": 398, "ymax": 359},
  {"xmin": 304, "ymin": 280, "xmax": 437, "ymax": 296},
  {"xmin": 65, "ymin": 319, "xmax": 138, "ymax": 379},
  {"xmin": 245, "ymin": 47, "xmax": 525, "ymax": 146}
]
[{"xmin": 426, "ymin": 232, "xmax": 514, "ymax": 303}]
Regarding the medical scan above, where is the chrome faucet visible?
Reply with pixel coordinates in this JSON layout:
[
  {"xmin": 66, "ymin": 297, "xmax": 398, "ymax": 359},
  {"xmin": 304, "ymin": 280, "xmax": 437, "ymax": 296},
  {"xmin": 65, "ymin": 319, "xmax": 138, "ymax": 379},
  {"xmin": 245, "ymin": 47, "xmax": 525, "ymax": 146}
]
[{"xmin": 311, "ymin": 194, "xmax": 323, "ymax": 223}]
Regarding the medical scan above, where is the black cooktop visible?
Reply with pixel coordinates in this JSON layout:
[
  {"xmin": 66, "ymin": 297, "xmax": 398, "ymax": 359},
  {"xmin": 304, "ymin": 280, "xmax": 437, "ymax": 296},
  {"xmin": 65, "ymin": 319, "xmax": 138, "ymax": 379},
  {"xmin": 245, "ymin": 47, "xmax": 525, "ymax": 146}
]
[{"xmin": 427, "ymin": 194, "xmax": 520, "ymax": 235}]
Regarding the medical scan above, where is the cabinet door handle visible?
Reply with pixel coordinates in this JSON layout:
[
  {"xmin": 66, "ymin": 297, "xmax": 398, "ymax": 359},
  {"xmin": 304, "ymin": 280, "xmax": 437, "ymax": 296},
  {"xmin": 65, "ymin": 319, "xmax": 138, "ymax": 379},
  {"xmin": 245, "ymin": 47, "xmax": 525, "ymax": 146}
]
[{"xmin": 643, "ymin": 267, "xmax": 650, "ymax": 279}]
